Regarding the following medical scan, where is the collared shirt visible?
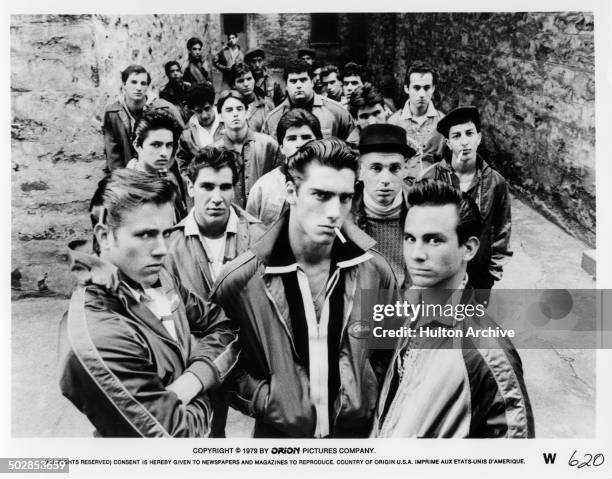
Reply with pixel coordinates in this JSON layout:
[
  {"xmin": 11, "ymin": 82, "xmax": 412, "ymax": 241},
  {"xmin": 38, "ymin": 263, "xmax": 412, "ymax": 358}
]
[
  {"xmin": 388, "ymin": 101, "xmax": 444, "ymax": 151},
  {"xmin": 189, "ymin": 114, "xmax": 222, "ymax": 149},
  {"xmin": 263, "ymin": 221, "xmax": 372, "ymax": 437},
  {"xmin": 184, "ymin": 206, "xmax": 239, "ymax": 281}
]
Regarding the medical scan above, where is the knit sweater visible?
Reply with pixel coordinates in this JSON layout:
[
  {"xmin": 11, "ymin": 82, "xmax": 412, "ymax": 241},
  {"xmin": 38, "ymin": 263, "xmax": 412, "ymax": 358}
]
[{"xmin": 365, "ymin": 216, "xmax": 405, "ymax": 284}]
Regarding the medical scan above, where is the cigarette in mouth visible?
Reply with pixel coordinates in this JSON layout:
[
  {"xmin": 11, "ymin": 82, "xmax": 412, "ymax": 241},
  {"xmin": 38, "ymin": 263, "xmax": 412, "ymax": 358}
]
[{"xmin": 334, "ymin": 227, "xmax": 346, "ymax": 243}]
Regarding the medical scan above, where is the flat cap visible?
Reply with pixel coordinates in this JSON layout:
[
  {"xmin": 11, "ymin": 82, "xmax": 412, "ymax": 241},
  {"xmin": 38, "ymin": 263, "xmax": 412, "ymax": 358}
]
[
  {"xmin": 245, "ymin": 48, "xmax": 265, "ymax": 63},
  {"xmin": 436, "ymin": 106, "xmax": 480, "ymax": 138}
]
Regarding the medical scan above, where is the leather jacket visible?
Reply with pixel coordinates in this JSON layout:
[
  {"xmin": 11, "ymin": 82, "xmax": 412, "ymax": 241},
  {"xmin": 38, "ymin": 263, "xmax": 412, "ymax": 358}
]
[
  {"xmin": 210, "ymin": 211, "xmax": 400, "ymax": 437},
  {"xmin": 58, "ymin": 244, "xmax": 238, "ymax": 437}
]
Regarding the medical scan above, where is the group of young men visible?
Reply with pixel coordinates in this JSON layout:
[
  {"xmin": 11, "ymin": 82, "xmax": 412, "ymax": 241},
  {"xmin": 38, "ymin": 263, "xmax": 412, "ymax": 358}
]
[{"xmin": 58, "ymin": 36, "xmax": 533, "ymax": 439}]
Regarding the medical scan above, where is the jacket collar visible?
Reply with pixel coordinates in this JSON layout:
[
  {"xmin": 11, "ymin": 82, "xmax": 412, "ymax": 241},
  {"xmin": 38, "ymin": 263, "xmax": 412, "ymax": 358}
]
[{"xmin": 250, "ymin": 209, "xmax": 375, "ymax": 272}]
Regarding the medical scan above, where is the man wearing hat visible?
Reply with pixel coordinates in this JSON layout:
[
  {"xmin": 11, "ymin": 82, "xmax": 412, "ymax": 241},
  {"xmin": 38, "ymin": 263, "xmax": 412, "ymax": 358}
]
[
  {"xmin": 351, "ymin": 123, "xmax": 416, "ymax": 284},
  {"xmin": 245, "ymin": 48, "xmax": 273, "ymax": 98},
  {"xmin": 417, "ymin": 106, "xmax": 512, "ymax": 291},
  {"xmin": 297, "ymin": 47, "xmax": 316, "ymax": 65}
]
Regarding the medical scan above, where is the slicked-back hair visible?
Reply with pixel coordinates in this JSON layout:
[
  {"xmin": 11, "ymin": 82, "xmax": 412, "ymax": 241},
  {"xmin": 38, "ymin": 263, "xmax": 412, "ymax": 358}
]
[
  {"xmin": 229, "ymin": 62, "xmax": 253, "ymax": 87},
  {"xmin": 217, "ymin": 89, "xmax": 248, "ymax": 113},
  {"xmin": 133, "ymin": 109, "xmax": 181, "ymax": 148},
  {"xmin": 184, "ymin": 81, "xmax": 215, "ymax": 108},
  {"xmin": 164, "ymin": 60, "xmax": 181, "ymax": 78},
  {"xmin": 186, "ymin": 146, "xmax": 240, "ymax": 185},
  {"xmin": 285, "ymin": 138, "xmax": 359, "ymax": 189},
  {"xmin": 186, "ymin": 37, "xmax": 203, "ymax": 50},
  {"xmin": 320, "ymin": 64, "xmax": 340, "ymax": 80},
  {"xmin": 348, "ymin": 82, "xmax": 385, "ymax": 119},
  {"xmin": 404, "ymin": 60, "xmax": 438, "ymax": 87},
  {"xmin": 121, "ymin": 64, "xmax": 151, "ymax": 85},
  {"xmin": 276, "ymin": 108, "xmax": 323, "ymax": 144},
  {"xmin": 89, "ymin": 169, "xmax": 176, "ymax": 234},
  {"xmin": 408, "ymin": 179, "xmax": 482, "ymax": 245},
  {"xmin": 343, "ymin": 62, "xmax": 366, "ymax": 81},
  {"xmin": 283, "ymin": 59, "xmax": 313, "ymax": 81}
]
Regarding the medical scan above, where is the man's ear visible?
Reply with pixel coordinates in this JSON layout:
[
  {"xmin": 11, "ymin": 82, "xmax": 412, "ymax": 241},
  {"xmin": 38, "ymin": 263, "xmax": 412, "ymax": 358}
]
[
  {"xmin": 285, "ymin": 181, "xmax": 297, "ymax": 205},
  {"xmin": 462, "ymin": 236, "xmax": 480, "ymax": 262},
  {"xmin": 94, "ymin": 223, "xmax": 112, "ymax": 253},
  {"xmin": 186, "ymin": 178, "xmax": 195, "ymax": 198},
  {"xmin": 403, "ymin": 84, "xmax": 410, "ymax": 96}
]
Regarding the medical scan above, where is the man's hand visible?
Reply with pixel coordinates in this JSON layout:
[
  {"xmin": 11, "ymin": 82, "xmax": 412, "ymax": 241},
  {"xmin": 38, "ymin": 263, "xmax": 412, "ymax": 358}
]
[{"xmin": 167, "ymin": 371, "xmax": 203, "ymax": 404}]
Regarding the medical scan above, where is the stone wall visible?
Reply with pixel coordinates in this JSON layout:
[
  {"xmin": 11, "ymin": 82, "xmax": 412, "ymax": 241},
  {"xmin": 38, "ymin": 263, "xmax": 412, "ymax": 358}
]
[
  {"xmin": 365, "ymin": 12, "xmax": 595, "ymax": 245},
  {"xmin": 11, "ymin": 14, "xmax": 222, "ymax": 297}
]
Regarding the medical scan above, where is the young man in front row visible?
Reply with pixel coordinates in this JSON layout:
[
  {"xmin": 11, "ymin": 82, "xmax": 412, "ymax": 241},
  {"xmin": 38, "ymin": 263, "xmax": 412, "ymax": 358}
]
[
  {"xmin": 165, "ymin": 147, "xmax": 264, "ymax": 437},
  {"xmin": 418, "ymin": 106, "xmax": 512, "ymax": 291},
  {"xmin": 58, "ymin": 170, "xmax": 238, "ymax": 437},
  {"xmin": 372, "ymin": 180, "xmax": 534, "ymax": 438},
  {"xmin": 212, "ymin": 138, "xmax": 399, "ymax": 438}
]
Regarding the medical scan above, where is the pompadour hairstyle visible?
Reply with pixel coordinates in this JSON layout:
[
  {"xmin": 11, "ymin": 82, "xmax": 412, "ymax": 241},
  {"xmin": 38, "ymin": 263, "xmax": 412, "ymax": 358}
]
[
  {"xmin": 408, "ymin": 179, "xmax": 482, "ymax": 245},
  {"xmin": 186, "ymin": 146, "xmax": 240, "ymax": 185},
  {"xmin": 133, "ymin": 109, "xmax": 181, "ymax": 148},
  {"xmin": 164, "ymin": 60, "xmax": 181, "ymax": 77},
  {"xmin": 276, "ymin": 108, "xmax": 323, "ymax": 144},
  {"xmin": 186, "ymin": 37, "xmax": 203, "ymax": 50},
  {"xmin": 89, "ymin": 169, "xmax": 176, "ymax": 246},
  {"xmin": 283, "ymin": 59, "xmax": 313, "ymax": 81},
  {"xmin": 343, "ymin": 62, "xmax": 366, "ymax": 81},
  {"xmin": 229, "ymin": 62, "xmax": 253, "ymax": 87},
  {"xmin": 320, "ymin": 64, "xmax": 340, "ymax": 80},
  {"xmin": 348, "ymin": 82, "xmax": 385, "ymax": 119},
  {"xmin": 120, "ymin": 64, "xmax": 151, "ymax": 85},
  {"xmin": 404, "ymin": 60, "xmax": 438, "ymax": 87},
  {"xmin": 285, "ymin": 138, "xmax": 359, "ymax": 188},
  {"xmin": 184, "ymin": 81, "xmax": 216, "ymax": 108},
  {"xmin": 216, "ymin": 89, "xmax": 248, "ymax": 113}
]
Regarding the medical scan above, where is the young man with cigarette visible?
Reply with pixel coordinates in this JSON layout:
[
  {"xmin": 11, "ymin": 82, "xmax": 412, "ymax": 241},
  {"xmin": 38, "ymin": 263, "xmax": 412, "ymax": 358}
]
[
  {"xmin": 418, "ymin": 106, "xmax": 512, "ymax": 291},
  {"xmin": 212, "ymin": 138, "xmax": 399, "ymax": 438}
]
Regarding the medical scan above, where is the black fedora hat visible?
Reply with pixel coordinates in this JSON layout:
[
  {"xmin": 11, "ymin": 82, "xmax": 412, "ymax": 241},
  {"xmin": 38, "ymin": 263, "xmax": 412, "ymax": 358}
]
[
  {"xmin": 359, "ymin": 124, "xmax": 417, "ymax": 158},
  {"xmin": 297, "ymin": 47, "xmax": 316, "ymax": 58},
  {"xmin": 245, "ymin": 48, "xmax": 265, "ymax": 63},
  {"xmin": 436, "ymin": 106, "xmax": 480, "ymax": 138}
]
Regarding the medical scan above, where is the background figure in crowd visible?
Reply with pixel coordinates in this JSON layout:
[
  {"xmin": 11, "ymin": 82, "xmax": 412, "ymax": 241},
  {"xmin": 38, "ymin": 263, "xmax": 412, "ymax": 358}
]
[
  {"xmin": 126, "ymin": 109, "xmax": 188, "ymax": 221},
  {"xmin": 165, "ymin": 147, "xmax": 264, "ymax": 438},
  {"xmin": 214, "ymin": 90, "xmax": 280, "ymax": 208},
  {"xmin": 297, "ymin": 47, "xmax": 316, "ymax": 65},
  {"xmin": 388, "ymin": 60, "xmax": 445, "ymax": 179},
  {"xmin": 103, "ymin": 64, "xmax": 185, "ymax": 171},
  {"xmin": 182, "ymin": 37, "xmax": 210, "ymax": 84},
  {"xmin": 320, "ymin": 64, "xmax": 343, "ymax": 102},
  {"xmin": 350, "ymin": 124, "xmax": 416, "ymax": 285},
  {"xmin": 58, "ymin": 170, "xmax": 237, "ymax": 437},
  {"xmin": 212, "ymin": 138, "xmax": 399, "ymax": 438},
  {"xmin": 176, "ymin": 82, "xmax": 224, "ymax": 176},
  {"xmin": 245, "ymin": 48, "xmax": 273, "ymax": 98},
  {"xmin": 229, "ymin": 62, "xmax": 274, "ymax": 133},
  {"xmin": 346, "ymin": 82, "xmax": 390, "ymax": 146},
  {"xmin": 312, "ymin": 62, "xmax": 324, "ymax": 95},
  {"xmin": 340, "ymin": 62, "xmax": 366, "ymax": 108},
  {"xmin": 263, "ymin": 59, "xmax": 352, "ymax": 140},
  {"xmin": 418, "ymin": 106, "xmax": 512, "ymax": 292},
  {"xmin": 213, "ymin": 33, "xmax": 244, "ymax": 90},
  {"xmin": 159, "ymin": 60, "xmax": 192, "ymax": 123},
  {"xmin": 372, "ymin": 179, "xmax": 533, "ymax": 438},
  {"xmin": 246, "ymin": 108, "xmax": 323, "ymax": 226}
]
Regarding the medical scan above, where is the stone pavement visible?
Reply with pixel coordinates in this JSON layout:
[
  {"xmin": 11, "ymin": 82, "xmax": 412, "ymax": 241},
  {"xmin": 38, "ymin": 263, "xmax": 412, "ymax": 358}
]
[{"xmin": 10, "ymin": 195, "xmax": 595, "ymax": 438}]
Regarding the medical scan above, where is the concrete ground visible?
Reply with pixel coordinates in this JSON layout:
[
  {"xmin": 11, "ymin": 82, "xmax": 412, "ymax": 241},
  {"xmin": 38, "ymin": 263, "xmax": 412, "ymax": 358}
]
[{"xmin": 11, "ymin": 195, "xmax": 595, "ymax": 438}]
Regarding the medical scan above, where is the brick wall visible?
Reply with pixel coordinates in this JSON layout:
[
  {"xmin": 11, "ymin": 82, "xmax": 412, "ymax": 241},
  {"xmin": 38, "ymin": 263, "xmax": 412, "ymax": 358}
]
[
  {"xmin": 365, "ymin": 12, "xmax": 595, "ymax": 245},
  {"xmin": 11, "ymin": 14, "xmax": 222, "ymax": 297}
]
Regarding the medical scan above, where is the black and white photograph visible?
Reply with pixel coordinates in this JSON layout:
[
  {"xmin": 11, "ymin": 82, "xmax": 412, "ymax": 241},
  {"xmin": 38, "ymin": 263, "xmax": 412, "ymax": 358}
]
[{"xmin": 4, "ymin": 1, "xmax": 611, "ymax": 477}]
